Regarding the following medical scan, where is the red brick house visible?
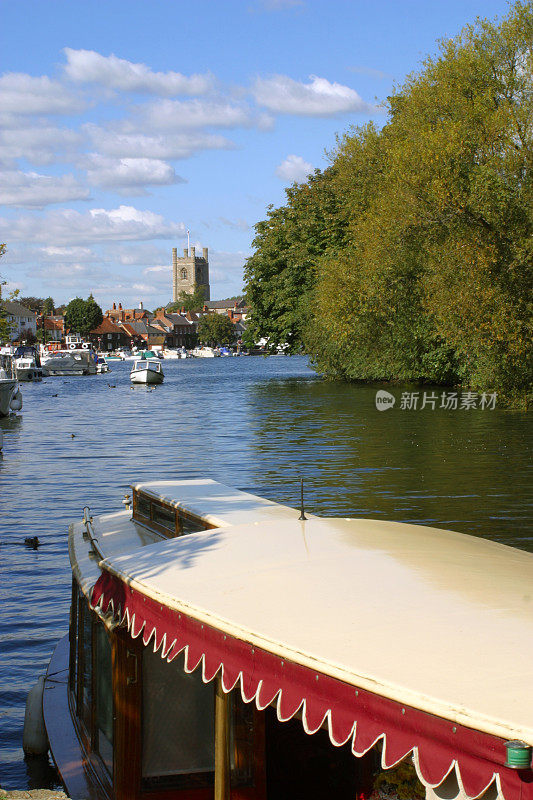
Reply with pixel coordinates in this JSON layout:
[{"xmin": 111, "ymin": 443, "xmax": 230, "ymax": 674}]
[{"xmin": 89, "ymin": 317, "xmax": 130, "ymax": 351}]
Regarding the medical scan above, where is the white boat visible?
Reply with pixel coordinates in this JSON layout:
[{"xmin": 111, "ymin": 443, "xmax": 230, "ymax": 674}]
[
  {"xmin": 96, "ymin": 355, "xmax": 110, "ymax": 373},
  {"xmin": 36, "ymin": 478, "xmax": 533, "ymax": 800},
  {"xmin": 130, "ymin": 358, "xmax": 164, "ymax": 384},
  {"xmin": 14, "ymin": 356, "xmax": 43, "ymax": 381},
  {"xmin": 163, "ymin": 348, "xmax": 189, "ymax": 359},
  {"xmin": 13, "ymin": 346, "xmax": 42, "ymax": 381},
  {"xmin": 191, "ymin": 346, "xmax": 220, "ymax": 357},
  {"xmin": 0, "ymin": 355, "xmax": 22, "ymax": 416}
]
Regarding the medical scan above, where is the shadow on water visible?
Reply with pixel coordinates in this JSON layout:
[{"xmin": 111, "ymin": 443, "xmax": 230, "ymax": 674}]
[{"xmin": 0, "ymin": 356, "xmax": 531, "ymax": 788}]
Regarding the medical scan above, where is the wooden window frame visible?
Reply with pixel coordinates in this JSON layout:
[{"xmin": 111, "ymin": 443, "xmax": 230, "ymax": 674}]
[{"xmin": 132, "ymin": 490, "xmax": 216, "ymax": 539}]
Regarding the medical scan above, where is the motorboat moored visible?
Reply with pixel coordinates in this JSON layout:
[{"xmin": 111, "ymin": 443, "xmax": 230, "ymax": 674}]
[
  {"xmin": 42, "ymin": 349, "xmax": 97, "ymax": 376},
  {"xmin": 130, "ymin": 358, "xmax": 164, "ymax": 384},
  {"xmin": 0, "ymin": 355, "xmax": 22, "ymax": 416},
  {"xmin": 96, "ymin": 355, "xmax": 110, "ymax": 373},
  {"xmin": 13, "ymin": 346, "xmax": 43, "ymax": 381},
  {"xmin": 36, "ymin": 478, "xmax": 533, "ymax": 800},
  {"xmin": 191, "ymin": 346, "xmax": 220, "ymax": 357}
]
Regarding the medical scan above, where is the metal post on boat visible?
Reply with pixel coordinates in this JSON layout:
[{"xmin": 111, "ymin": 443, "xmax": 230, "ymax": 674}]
[
  {"xmin": 214, "ymin": 674, "xmax": 230, "ymax": 800},
  {"xmin": 298, "ymin": 477, "xmax": 307, "ymax": 521}
]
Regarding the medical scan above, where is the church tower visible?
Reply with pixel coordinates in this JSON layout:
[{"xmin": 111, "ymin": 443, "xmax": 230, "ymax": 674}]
[{"xmin": 172, "ymin": 246, "xmax": 210, "ymax": 302}]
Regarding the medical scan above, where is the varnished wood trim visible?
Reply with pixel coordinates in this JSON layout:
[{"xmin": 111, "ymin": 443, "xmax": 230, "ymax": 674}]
[
  {"xmin": 215, "ymin": 677, "xmax": 230, "ymax": 800},
  {"xmin": 113, "ymin": 628, "xmax": 142, "ymax": 800},
  {"xmin": 132, "ymin": 489, "xmax": 217, "ymax": 539}
]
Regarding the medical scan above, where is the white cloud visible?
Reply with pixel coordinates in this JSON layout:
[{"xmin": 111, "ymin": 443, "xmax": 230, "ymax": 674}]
[
  {"xmin": 253, "ymin": 74, "xmax": 372, "ymax": 116},
  {"xmin": 138, "ymin": 98, "xmax": 254, "ymax": 130},
  {"xmin": 0, "ymin": 73, "xmax": 86, "ymax": 115},
  {"xmin": 0, "ymin": 125, "xmax": 84, "ymax": 165},
  {"xmin": 218, "ymin": 217, "xmax": 251, "ymax": 231},
  {"xmin": 63, "ymin": 48, "xmax": 213, "ymax": 96},
  {"xmin": 275, "ymin": 154, "xmax": 313, "ymax": 183},
  {"xmin": 85, "ymin": 125, "xmax": 234, "ymax": 160},
  {"xmin": 40, "ymin": 245, "xmax": 97, "ymax": 262},
  {"xmin": 143, "ymin": 264, "xmax": 171, "ymax": 275},
  {"xmin": 84, "ymin": 154, "xmax": 185, "ymax": 194},
  {"xmin": 0, "ymin": 169, "xmax": 90, "ymax": 208},
  {"xmin": 0, "ymin": 205, "xmax": 185, "ymax": 245},
  {"xmin": 108, "ymin": 243, "xmax": 170, "ymax": 266}
]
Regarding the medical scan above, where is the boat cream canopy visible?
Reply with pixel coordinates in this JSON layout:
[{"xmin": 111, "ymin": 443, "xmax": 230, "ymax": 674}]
[
  {"xmin": 90, "ymin": 480, "xmax": 533, "ymax": 800},
  {"xmin": 95, "ymin": 514, "xmax": 533, "ymax": 746}
]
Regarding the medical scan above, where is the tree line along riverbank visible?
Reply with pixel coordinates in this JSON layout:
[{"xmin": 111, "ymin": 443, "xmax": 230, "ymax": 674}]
[{"xmin": 243, "ymin": 2, "xmax": 532, "ymax": 408}]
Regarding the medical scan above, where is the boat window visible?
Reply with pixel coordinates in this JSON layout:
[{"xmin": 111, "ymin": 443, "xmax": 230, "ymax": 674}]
[
  {"xmin": 79, "ymin": 597, "xmax": 93, "ymax": 731},
  {"xmin": 152, "ymin": 503, "xmax": 175, "ymax": 532},
  {"xmin": 141, "ymin": 649, "xmax": 215, "ymax": 790},
  {"xmin": 179, "ymin": 511, "xmax": 209, "ymax": 535},
  {"xmin": 135, "ymin": 492, "xmax": 151, "ymax": 520},
  {"xmin": 133, "ymin": 490, "xmax": 214, "ymax": 538},
  {"xmin": 69, "ymin": 580, "xmax": 78, "ymax": 695},
  {"xmin": 230, "ymin": 692, "xmax": 255, "ymax": 787},
  {"xmin": 95, "ymin": 623, "xmax": 113, "ymax": 776}
]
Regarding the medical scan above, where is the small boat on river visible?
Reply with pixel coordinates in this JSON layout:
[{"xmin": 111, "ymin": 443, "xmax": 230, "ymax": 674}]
[
  {"xmin": 13, "ymin": 346, "xmax": 43, "ymax": 381},
  {"xmin": 191, "ymin": 346, "xmax": 220, "ymax": 358},
  {"xmin": 0, "ymin": 354, "xmax": 22, "ymax": 416},
  {"xmin": 36, "ymin": 479, "xmax": 533, "ymax": 800},
  {"xmin": 96, "ymin": 355, "xmax": 110, "ymax": 373},
  {"xmin": 130, "ymin": 358, "xmax": 164, "ymax": 384}
]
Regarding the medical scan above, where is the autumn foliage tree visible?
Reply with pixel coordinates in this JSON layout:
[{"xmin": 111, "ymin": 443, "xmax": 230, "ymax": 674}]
[{"xmin": 244, "ymin": 2, "xmax": 532, "ymax": 404}]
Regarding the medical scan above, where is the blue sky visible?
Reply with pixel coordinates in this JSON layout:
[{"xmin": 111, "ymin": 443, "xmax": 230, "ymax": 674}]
[{"xmin": 0, "ymin": 0, "xmax": 514, "ymax": 310}]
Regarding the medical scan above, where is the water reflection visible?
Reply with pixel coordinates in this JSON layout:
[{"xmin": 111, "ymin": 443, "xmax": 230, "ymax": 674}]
[{"xmin": 246, "ymin": 379, "xmax": 532, "ymax": 547}]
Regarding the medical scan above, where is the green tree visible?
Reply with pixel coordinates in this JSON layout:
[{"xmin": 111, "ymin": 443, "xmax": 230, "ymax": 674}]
[
  {"xmin": 244, "ymin": 166, "xmax": 349, "ymax": 352},
  {"xmin": 0, "ymin": 244, "xmax": 21, "ymax": 343},
  {"xmin": 19, "ymin": 296, "xmax": 45, "ymax": 313},
  {"xmin": 167, "ymin": 286, "xmax": 205, "ymax": 313},
  {"xmin": 64, "ymin": 295, "xmax": 103, "ymax": 337},
  {"xmin": 42, "ymin": 297, "xmax": 55, "ymax": 316},
  {"xmin": 245, "ymin": 2, "xmax": 532, "ymax": 404},
  {"xmin": 197, "ymin": 314, "xmax": 235, "ymax": 346}
]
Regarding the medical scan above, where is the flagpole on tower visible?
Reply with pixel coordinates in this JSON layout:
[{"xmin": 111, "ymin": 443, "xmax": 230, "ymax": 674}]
[{"xmin": 187, "ymin": 229, "xmax": 190, "ymax": 254}]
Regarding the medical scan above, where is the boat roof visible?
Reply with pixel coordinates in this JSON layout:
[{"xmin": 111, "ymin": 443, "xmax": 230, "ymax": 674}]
[{"xmin": 96, "ymin": 484, "xmax": 533, "ymax": 746}]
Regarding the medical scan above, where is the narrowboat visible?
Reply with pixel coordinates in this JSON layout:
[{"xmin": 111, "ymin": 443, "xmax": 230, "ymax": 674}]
[{"xmin": 39, "ymin": 479, "xmax": 533, "ymax": 800}]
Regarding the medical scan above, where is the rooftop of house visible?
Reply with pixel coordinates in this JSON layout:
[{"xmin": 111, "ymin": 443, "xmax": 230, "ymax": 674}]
[
  {"xmin": 44, "ymin": 317, "xmax": 64, "ymax": 330},
  {"xmin": 206, "ymin": 297, "xmax": 247, "ymax": 310},
  {"xmin": 1, "ymin": 301, "xmax": 37, "ymax": 318},
  {"xmin": 90, "ymin": 317, "xmax": 124, "ymax": 335}
]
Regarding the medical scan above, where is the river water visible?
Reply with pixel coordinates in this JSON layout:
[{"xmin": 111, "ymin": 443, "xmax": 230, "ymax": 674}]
[{"xmin": 0, "ymin": 356, "xmax": 531, "ymax": 789}]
